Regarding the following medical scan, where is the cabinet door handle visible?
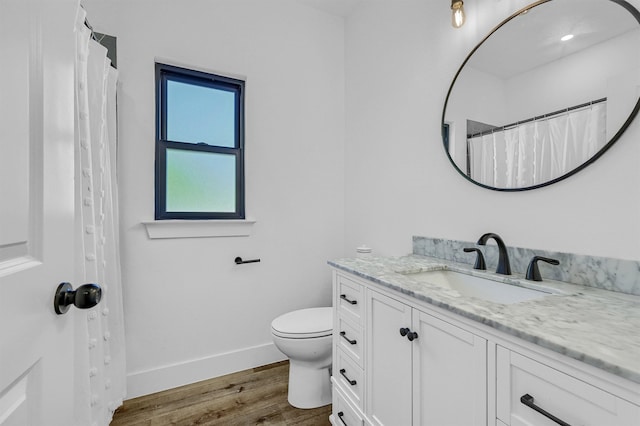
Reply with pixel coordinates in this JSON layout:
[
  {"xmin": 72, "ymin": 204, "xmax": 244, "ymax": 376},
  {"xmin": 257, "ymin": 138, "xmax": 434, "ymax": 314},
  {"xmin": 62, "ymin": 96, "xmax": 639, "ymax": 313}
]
[
  {"xmin": 339, "ymin": 368, "xmax": 357, "ymax": 386},
  {"xmin": 337, "ymin": 411, "xmax": 349, "ymax": 426},
  {"xmin": 400, "ymin": 328, "xmax": 418, "ymax": 341},
  {"xmin": 340, "ymin": 294, "xmax": 357, "ymax": 305},
  {"xmin": 520, "ymin": 394, "xmax": 572, "ymax": 426},
  {"xmin": 340, "ymin": 331, "xmax": 357, "ymax": 345}
]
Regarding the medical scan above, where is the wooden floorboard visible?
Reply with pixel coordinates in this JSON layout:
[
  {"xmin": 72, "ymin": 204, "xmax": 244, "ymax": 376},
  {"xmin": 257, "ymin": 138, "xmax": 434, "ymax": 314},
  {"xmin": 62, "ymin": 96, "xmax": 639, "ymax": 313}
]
[{"xmin": 110, "ymin": 361, "xmax": 332, "ymax": 426}]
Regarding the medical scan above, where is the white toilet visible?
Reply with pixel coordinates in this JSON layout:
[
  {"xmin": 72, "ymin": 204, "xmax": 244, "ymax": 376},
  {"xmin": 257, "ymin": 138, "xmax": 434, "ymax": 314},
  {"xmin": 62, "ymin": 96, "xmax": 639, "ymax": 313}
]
[{"xmin": 271, "ymin": 307, "xmax": 333, "ymax": 409}]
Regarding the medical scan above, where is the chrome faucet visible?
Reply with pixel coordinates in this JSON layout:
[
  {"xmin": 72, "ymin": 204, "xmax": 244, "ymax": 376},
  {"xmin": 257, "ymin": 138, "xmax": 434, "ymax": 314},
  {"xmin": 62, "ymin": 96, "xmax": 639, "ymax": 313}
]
[{"xmin": 477, "ymin": 233, "xmax": 511, "ymax": 275}]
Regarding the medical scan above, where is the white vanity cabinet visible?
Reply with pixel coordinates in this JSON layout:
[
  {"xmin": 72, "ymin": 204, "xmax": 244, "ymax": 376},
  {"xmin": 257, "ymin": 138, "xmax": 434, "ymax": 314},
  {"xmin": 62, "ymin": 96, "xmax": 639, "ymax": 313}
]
[
  {"xmin": 332, "ymin": 270, "xmax": 487, "ymax": 426},
  {"xmin": 331, "ymin": 267, "xmax": 640, "ymax": 426}
]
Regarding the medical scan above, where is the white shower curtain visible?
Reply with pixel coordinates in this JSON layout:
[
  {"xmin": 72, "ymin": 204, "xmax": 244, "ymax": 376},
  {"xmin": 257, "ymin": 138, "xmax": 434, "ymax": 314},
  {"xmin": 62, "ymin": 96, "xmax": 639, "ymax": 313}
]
[
  {"xmin": 74, "ymin": 6, "xmax": 126, "ymax": 425},
  {"xmin": 467, "ymin": 102, "xmax": 607, "ymax": 188}
]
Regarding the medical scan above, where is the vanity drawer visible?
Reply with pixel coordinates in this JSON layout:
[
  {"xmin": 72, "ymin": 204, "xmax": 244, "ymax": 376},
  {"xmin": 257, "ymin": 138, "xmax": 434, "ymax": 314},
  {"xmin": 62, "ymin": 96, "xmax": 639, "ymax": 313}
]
[
  {"xmin": 337, "ymin": 274, "xmax": 364, "ymax": 325},
  {"xmin": 336, "ymin": 315, "xmax": 364, "ymax": 366},
  {"xmin": 335, "ymin": 347, "xmax": 365, "ymax": 410},
  {"xmin": 497, "ymin": 347, "xmax": 639, "ymax": 426},
  {"xmin": 333, "ymin": 377, "xmax": 365, "ymax": 426}
]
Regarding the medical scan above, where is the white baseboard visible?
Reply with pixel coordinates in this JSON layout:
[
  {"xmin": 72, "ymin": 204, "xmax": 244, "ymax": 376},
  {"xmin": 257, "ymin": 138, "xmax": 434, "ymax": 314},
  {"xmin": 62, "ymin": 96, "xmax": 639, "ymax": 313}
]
[{"xmin": 126, "ymin": 342, "xmax": 286, "ymax": 399}]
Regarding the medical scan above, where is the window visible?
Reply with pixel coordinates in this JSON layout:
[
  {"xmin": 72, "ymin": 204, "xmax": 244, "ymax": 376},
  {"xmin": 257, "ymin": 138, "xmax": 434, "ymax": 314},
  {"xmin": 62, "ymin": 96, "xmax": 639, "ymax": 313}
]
[{"xmin": 155, "ymin": 63, "xmax": 245, "ymax": 220}]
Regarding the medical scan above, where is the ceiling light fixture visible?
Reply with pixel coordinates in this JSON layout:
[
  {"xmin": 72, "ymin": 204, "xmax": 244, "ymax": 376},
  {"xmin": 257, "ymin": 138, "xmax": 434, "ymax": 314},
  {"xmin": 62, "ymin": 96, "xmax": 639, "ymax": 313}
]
[
  {"xmin": 561, "ymin": 34, "xmax": 574, "ymax": 41},
  {"xmin": 451, "ymin": 0, "xmax": 466, "ymax": 28}
]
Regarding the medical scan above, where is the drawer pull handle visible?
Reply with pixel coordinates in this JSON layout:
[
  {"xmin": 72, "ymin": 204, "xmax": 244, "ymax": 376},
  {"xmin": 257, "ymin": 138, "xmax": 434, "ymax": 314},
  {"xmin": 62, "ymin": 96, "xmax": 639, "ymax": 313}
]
[
  {"xmin": 339, "ymin": 368, "xmax": 357, "ymax": 386},
  {"xmin": 520, "ymin": 394, "xmax": 571, "ymax": 426},
  {"xmin": 340, "ymin": 331, "xmax": 357, "ymax": 345},
  {"xmin": 340, "ymin": 294, "xmax": 357, "ymax": 305},
  {"xmin": 337, "ymin": 411, "xmax": 349, "ymax": 426}
]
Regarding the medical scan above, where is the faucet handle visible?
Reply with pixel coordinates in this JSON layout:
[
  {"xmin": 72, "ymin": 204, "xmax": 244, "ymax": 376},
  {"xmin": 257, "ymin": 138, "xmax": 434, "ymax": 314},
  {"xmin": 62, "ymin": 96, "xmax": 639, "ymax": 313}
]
[
  {"xmin": 526, "ymin": 256, "xmax": 560, "ymax": 281},
  {"xmin": 463, "ymin": 248, "xmax": 486, "ymax": 270}
]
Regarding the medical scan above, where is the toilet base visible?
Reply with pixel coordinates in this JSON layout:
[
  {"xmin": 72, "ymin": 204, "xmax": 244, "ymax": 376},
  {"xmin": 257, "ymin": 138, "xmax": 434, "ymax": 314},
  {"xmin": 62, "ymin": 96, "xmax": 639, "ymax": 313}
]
[{"xmin": 287, "ymin": 361, "xmax": 332, "ymax": 409}]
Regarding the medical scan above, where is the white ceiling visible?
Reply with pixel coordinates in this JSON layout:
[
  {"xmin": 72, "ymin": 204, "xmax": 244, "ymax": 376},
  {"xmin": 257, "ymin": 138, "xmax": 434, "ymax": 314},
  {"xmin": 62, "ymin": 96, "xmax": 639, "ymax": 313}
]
[{"xmin": 468, "ymin": 0, "xmax": 639, "ymax": 79}]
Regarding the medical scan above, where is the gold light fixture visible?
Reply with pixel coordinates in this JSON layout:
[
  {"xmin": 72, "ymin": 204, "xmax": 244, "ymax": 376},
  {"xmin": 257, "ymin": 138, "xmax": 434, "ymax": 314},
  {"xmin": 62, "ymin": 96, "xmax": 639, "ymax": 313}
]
[{"xmin": 451, "ymin": 0, "xmax": 466, "ymax": 28}]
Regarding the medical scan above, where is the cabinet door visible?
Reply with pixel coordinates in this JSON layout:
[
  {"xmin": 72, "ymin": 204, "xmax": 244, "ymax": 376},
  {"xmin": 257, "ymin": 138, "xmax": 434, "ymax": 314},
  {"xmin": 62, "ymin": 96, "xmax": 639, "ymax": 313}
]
[
  {"xmin": 496, "ymin": 347, "xmax": 640, "ymax": 426},
  {"xmin": 413, "ymin": 309, "xmax": 487, "ymax": 426},
  {"xmin": 367, "ymin": 290, "xmax": 413, "ymax": 426}
]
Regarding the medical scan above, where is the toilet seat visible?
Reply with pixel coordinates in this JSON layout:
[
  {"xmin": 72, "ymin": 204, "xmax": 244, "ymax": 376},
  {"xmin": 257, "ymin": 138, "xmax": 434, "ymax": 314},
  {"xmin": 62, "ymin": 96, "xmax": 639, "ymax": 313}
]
[{"xmin": 271, "ymin": 307, "xmax": 332, "ymax": 339}]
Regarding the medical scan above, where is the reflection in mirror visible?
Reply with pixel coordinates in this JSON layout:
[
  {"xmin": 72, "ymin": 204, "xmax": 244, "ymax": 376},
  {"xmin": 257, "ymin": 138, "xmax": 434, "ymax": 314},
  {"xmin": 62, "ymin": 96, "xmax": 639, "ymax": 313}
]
[{"xmin": 443, "ymin": 0, "xmax": 640, "ymax": 191}]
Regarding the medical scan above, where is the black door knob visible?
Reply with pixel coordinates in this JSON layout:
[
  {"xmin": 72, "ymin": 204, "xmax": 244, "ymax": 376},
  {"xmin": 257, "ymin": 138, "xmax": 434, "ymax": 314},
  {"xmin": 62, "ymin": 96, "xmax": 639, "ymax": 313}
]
[
  {"xmin": 54, "ymin": 282, "xmax": 102, "ymax": 315},
  {"xmin": 399, "ymin": 327, "xmax": 410, "ymax": 337}
]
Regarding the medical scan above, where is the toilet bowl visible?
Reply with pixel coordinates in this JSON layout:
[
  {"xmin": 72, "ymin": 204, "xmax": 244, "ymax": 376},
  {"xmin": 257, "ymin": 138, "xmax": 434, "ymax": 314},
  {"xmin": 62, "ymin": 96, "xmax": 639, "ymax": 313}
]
[{"xmin": 271, "ymin": 307, "xmax": 333, "ymax": 409}]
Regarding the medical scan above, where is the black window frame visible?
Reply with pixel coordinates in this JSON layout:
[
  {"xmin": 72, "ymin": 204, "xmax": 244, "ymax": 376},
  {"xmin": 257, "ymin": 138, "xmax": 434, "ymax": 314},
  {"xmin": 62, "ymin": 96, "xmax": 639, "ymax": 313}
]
[{"xmin": 155, "ymin": 63, "xmax": 245, "ymax": 220}]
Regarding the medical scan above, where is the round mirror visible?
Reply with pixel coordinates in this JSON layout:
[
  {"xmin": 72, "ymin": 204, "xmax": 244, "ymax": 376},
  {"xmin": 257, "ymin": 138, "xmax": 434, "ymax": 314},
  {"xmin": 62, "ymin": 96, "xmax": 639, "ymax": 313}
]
[{"xmin": 442, "ymin": 0, "xmax": 640, "ymax": 191}]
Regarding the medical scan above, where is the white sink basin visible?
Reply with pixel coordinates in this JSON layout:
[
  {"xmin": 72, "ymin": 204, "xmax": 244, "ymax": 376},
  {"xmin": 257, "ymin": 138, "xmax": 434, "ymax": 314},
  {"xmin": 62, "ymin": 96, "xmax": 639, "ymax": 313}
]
[{"xmin": 401, "ymin": 269, "xmax": 557, "ymax": 304}]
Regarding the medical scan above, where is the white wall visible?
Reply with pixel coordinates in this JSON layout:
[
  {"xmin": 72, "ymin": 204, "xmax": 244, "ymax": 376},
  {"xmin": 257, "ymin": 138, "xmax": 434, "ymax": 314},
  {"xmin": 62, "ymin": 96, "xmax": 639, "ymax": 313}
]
[
  {"xmin": 84, "ymin": 0, "xmax": 346, "ymax": 398},
  {"xmin": 344, "ymin": 0, "xmax": 640, "ymax": 261},
  {"xmin": 84, "ymin": 0, "xmax": 640, "ymax": 399}
]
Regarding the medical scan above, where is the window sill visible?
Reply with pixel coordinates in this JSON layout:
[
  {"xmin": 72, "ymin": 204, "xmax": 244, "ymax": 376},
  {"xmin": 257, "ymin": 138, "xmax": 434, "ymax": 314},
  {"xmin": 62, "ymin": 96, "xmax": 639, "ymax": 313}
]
[{"xmin": 142, "ymin": 219, "xmax": 256, "ymax": 239}]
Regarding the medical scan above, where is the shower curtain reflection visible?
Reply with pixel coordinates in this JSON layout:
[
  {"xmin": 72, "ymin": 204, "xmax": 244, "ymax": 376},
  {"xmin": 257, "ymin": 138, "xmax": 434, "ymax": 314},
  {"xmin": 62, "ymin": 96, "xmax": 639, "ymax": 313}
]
[{"xmin": 467, "ymin": 102, "xmax": 607, "ymax": 189}]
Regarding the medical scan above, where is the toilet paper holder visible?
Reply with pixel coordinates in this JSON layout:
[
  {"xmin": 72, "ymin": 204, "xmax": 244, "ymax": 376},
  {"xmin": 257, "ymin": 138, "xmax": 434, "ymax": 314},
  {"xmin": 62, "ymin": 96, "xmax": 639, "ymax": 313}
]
[{"xmin": 235, "ymin": 256, "xmax": 261, "ymax": 265}]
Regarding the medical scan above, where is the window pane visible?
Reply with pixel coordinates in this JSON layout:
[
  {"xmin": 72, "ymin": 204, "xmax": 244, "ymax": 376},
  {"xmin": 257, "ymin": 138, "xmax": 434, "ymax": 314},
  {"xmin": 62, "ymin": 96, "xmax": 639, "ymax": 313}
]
[
  {"xmin": 166, "ymin": 148, "xmax": 236, "ymax": 213},
  {"xmin": 166, "ymin": 80, "xmax": 235, "ymax": 147}
]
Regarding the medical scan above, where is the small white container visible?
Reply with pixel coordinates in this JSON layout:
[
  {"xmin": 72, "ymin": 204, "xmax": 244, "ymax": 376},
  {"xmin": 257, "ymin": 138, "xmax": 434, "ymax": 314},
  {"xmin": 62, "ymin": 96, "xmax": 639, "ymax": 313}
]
[{"xmin": 356, "ymin": 245, "xmax": 372, "ymax": 258}]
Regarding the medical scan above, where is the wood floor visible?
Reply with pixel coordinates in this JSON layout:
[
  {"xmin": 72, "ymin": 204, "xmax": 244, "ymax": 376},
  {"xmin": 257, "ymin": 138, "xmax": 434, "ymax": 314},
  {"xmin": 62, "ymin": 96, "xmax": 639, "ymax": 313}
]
[{"xmin": 110, "ymin": 361, "xmax": 332, "ymax": 425}]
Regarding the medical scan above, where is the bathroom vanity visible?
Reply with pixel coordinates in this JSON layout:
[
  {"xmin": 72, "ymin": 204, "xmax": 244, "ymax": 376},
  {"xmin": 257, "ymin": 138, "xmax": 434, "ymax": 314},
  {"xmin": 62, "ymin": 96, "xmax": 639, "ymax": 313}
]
[{"xmin": 328, "ymin": 255, "xmax": 640, "ymax": 426}]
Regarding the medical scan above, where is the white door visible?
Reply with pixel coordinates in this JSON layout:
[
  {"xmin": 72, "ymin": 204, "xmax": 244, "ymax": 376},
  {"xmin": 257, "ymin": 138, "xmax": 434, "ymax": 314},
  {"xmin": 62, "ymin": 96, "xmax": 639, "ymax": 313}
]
[{"xmin": 0, "ymin": 0, "xmax": 80, "ymax": 425}]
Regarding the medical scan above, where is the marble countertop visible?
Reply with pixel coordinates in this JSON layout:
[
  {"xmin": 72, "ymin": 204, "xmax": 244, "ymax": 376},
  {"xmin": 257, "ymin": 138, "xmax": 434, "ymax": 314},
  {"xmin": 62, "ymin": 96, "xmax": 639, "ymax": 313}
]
[{"xmin": 328, "ymin": 254, "xmax": 640, "ymax": 385}]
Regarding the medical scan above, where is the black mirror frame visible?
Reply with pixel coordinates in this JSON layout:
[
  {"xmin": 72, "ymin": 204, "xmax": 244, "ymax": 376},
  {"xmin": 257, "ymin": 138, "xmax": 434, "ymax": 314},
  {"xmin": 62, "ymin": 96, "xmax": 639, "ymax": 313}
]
[{"xmin": 442, "ymin": 0, "xmax": 640, "ymax": 192}]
